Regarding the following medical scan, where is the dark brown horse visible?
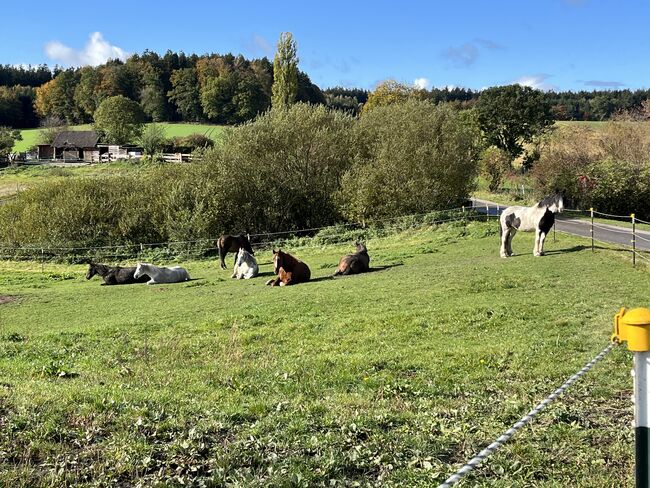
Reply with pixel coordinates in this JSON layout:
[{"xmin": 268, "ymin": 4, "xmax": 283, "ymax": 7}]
[
  {"xmin": 86, "ymin": 262, "xmax": 149, "ymax": 285},
  {"xmin": 265, "ymin": 249, "xmax": 311, "ymax": 286},
  {"xmin": 333, "ymin": 242, "xmax": 370, "ymax": 276},
  {"xmin": 216, "ymin": 234, "xmax": 254, "ymax": 270}
]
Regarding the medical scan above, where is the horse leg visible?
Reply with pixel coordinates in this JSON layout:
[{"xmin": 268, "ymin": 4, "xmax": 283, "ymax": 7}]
[
  {"xmin": 537, "ymin": 231, "xmax": 547, "ymax": 256},
  {"xmin": 147, "ymin": 279, "xmax": 156, "ymax": 285},
  {"xmin": 500, "ymin": 227, "xmax": 510, "ymax": 258},
  {"xmin": 506, "ymin": 228, "xmax": 516, "ymax": 256},
  {"xmin": 266, "ymin": 277, "xmax": 280, "ymax": 286},
  {"xmin": 534, "ymin": 229, "xmax": 542, "ymax": 256}
]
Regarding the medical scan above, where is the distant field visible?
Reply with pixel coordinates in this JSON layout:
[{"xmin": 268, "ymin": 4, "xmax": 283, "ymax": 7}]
[{"xmin": 13, "ymin": 123, "xmax": 225, "ymax": 152}]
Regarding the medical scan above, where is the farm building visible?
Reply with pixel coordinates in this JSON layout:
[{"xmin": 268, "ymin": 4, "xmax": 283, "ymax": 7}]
[
  {"xmin": 38, "ymin": 131, "xmax": 100, "ymax": 162},
  {"xmin": 37, "ymin": 131, "xmax": 143, "ymax": 162}
]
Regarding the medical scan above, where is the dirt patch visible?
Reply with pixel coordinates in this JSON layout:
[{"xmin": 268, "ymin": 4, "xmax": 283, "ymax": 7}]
[{"xmin": 0, "ymin": 296, "xmax": 16, "ymax": 306}]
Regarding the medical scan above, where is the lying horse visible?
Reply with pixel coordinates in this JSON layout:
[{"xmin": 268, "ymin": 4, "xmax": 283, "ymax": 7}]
[
  {"xmin": 265, "ymin": 249, "xmax": 311, "ymax": 286},
  {"xmin": 86, "ymin": 262, "xmax": 149, "ymax": 285},
  {"xmin": 333, "ymin": 242, "xmax": 370, "ymax": 276},
  {"xmin": 500, "ymin": 194, "xmax": 564, "ymax": 258},
  {"xmin": 216, "ymin": 234, "xmax": 254, "ymax": 270},
  {"xmin": 134, "ymin": 263, "xmax": 190, "ymax": 284},
  {"xmin": 232, "ymin": 248, "xmax": 259, "ymax": 279}
]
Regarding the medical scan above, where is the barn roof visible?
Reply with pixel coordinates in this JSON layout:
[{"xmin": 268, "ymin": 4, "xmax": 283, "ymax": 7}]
[{"xmin": 51, "ymin": 131, "xmax": 99, "ymax": 148}]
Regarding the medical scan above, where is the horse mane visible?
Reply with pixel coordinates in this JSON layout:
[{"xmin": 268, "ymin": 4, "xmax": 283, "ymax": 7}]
[
  {"xmin": 276, "ymin": 250, "xmax": 299, "ymax": 269},
  {"xmin": 91, "ymin": 263, "xmax": 110, "ymax": 276},
  {"xmin": 536, "ymin": 194, "xmax": 562, "ymax": 209}
]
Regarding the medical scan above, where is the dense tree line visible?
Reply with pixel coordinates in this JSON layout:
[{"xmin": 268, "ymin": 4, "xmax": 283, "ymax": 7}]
[
  {"xmin": 1, "ymin": 50, "xmax": 324, "ymax": 129},
  {"xmin": 1, "ymin": 50, "xmax": 650, "ymax": 129},
  {"xmin": 0, "ymin": 64, "xmax": 54, "ymax": 87}
]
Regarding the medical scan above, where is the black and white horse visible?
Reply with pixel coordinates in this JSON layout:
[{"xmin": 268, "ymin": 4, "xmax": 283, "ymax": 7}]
[{"xmin": 499, "ymin": 194, "xmax": 564, "ymax": 258}]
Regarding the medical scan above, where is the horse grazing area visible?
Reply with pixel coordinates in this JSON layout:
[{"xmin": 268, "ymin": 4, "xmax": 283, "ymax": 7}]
[{"xmin": 0, "ymin": 221, "xmax": 646, "ymax": 486}]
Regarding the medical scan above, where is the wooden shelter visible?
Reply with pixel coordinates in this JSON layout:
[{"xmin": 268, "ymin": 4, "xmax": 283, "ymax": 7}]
[{"xmin": 38, "ymin": 131, "xmax": 100, "ymax": 162}]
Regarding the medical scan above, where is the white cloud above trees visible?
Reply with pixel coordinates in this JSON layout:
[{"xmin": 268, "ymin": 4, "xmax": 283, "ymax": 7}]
[{"xmin": 44, "ymin": 32, "xmax": 129, "ymax": 66}]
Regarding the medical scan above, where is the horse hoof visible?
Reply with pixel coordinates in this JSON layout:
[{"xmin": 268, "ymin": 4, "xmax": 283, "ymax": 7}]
[{"xmin": 265, "ymin": 279, "xmax": 273, "ymax": 286}]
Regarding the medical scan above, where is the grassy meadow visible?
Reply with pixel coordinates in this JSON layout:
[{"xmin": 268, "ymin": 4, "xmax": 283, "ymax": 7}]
[
  {"xmin": 0, "ymin": 220, "xmax": 646, "ymax": 486},
  {"xmin": 12, "ymin": 123, "xmax": 225, "ymax": 153}
]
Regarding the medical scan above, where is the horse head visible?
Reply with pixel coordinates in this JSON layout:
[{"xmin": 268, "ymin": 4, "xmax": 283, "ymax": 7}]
[
  {"xmin": 242, "ymin": 235, "xmax": 254, "ymax": 255},
  {"xmin": 235, "ymin": 248, "xmax": 246, "ymax": 267},
  {"xmin": 133, "ymin": 263, "xmax": 145, "ymax": 279},
  {"xmin": 355, "ymin": 242, "xmax": 368, "ymax": 254},
  {"xmin": 272, "ymin": 249, "xmax": 284, "ymax": 275},
  {"xmin": 86, "ymin": 263, "xmax": 97, "ymax": 280}
]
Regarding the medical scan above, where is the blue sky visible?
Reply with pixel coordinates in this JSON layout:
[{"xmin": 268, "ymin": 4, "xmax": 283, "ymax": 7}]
[{"xmin": 2, "ymin": 0, "xmax": 648, "ymax": 91}]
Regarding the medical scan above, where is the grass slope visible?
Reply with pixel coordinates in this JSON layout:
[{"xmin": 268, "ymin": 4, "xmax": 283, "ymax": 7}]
[
  {"xmin": 0, "ymin": 221, "xmax": 644, "ymax": 486},
  {"xmin": 13, "ymin": 123, "xmax": 225, "ymax": 152}
]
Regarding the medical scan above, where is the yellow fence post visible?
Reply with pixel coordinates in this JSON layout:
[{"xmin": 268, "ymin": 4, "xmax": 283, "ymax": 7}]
[{"xmin": 612, "ymin": 307, "xmax": 650, "ymax": 488}]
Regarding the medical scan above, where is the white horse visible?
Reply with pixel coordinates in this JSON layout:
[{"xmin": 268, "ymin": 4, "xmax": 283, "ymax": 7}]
[
  {"xmin": 232, "ymin": 248, "xmax": 258, "ymax": 279},
  {"xmin": 500, "ymin": 194, "xmax": 564, "ymax": 258},
  {"xmin": 133, "ymin": 262, "xmax": 190, "ymax": 284}
]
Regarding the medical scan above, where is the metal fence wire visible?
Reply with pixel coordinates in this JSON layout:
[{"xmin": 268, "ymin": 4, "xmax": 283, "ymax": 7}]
[{"xmin": 438, "ymin": 341, "xmax": 618, "ymax": 488}]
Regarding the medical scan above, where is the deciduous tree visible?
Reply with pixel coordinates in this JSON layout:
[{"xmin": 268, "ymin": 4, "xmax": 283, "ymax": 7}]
[
  {"xmin": 476, "ymin": 84, "xmax": 554, "ymax": 160},
  {"xmin": 94, "ymin": 95, "xmax": 145, "ymax": 145}
]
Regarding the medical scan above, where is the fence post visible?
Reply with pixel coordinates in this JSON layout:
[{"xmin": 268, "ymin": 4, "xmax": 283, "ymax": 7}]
[
  {"xmin": 591, "ymin": 208, "xmax": 594, "ymax": 252},
  {"xmin": 632, "ymin": 214, "xmax": 637, "ymax": 268},
  {"xmin": 612, "ymin": 308, "xmax": 650, "ymax": 488},
  {"xmin": 41, "ymin": 248, "xmax": 44, "ymax": 273},
  {"xmin": 486, "ymin": 204, "xmax": 490, "ymax": 220}
]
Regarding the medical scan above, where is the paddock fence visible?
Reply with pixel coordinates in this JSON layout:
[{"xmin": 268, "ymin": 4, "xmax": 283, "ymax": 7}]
[{"xmin": 0, "ymin": 206, "xmax": 490, "ymax": 263}]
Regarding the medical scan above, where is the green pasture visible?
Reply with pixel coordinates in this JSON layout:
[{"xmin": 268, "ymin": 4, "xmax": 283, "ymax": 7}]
[
  {"xmin": 0, "ymin": 221, "xmax": 645, "ymax": 486},
  {"xmin": 12, "ymin": 123, "xmax": 225, "ymax": 152}
]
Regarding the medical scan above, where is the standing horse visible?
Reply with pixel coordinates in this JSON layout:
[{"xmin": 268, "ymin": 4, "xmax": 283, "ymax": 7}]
[
  {"xmin": 216, "ymin": 234, "xmax": 254, "ymax": 270},
  {"xmin": 265, "ymin": 249, "xmax": 311, "ymax": 286},
  {"xmin": 232, "ymin": 248, "xmax": 259, "ymax": 279},
  {"xmin": 500, "ymin": 194, "xmax": 564, "ymax": 258},
  {"xmin": 134, "ymin": 263, "xmax": 190, "ymax": 284},
  {"xmin": 333, "ymin": 242, "xmax": 370, "ymax": 276},
  {"xmin": 86, "ymin": 262, "xmax": 149, "ymax": 285}
]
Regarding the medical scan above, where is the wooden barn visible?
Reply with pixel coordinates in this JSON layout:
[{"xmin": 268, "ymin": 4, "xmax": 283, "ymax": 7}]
[{"xmin": 38, "ymin": 131, "xmax": 100, "ymax": 162}]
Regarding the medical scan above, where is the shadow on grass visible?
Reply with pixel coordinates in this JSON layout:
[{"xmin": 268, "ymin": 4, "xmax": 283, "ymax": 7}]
[{"xmin": 543, "ymin": 245, "xmax": 587, "ymax": 255}]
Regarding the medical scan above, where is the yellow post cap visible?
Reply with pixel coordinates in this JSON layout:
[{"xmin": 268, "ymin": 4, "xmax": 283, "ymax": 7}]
[{"xmin": 613, "ymin": 307, "xmax": 650, "ymax": 352}]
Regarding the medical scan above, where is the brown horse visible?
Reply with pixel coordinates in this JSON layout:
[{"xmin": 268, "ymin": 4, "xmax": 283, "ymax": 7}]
[
  {"xmin": 265, "ymin": 249, "xmax": 311, "ymax": 286},
  {"xmin": 216, "ymin": 234, "xmax": 254, "ymax": 270},
  {"xmin": 333, "ymin": 242, "xmax": 370, "ymax": 276}
]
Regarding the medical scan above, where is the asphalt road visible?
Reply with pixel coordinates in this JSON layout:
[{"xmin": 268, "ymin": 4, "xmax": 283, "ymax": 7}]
[{"xmin": 471, "ymin": 197, "xmax": 650, "ymax": 252}]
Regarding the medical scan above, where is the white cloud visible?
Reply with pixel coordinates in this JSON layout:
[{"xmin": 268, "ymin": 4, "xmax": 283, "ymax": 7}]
[
  {"xmin": 512, "ymin": 74, "xmax": 557, "ymax": 91},
  {"xmin": 414, "ymin": 77, "xmax": 431, "ymax": 90},
  {"xmin": 243, "ymin": 34, "xmax": 273, "ymax": 57},
  {"xmin": 44, "ymin": 32, "xmax": 129, "ymax": 67}
]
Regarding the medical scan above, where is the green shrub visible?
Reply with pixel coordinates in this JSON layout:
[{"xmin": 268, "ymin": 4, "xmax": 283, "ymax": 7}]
[
  {"xmin": 338, "ymin": 100, "xmax": 481, "ymax": 221},
  {"xmin": 532, "ymin": 123, "xmax": 650, "ymax": 217},
  {"xmin": 480, "ymin": 146, "xmax": 512, "ymax": 192},
  {"xmin": 198, "ymin": 103, "xmax": 356, "ymax": 233}
]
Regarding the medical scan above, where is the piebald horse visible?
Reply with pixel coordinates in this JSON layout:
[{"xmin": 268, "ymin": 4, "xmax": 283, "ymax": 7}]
[
  {"xmin": 500, "ymin": 194, "xmax": 564, "ymax": 258},
  {"xmin": 134, "ymin": 263, "xmax": 190, "ymax": 284},
  {"xmin": 265, "ymin": 249, "xmax": 311, "ymax": 286},
  {"xmin": 216, "ymin": 234, "xmax": 254, "ymax": 270},
  {"xmin": 333, "ymin": 242, "xmax": 370, "ymax": 276}
]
